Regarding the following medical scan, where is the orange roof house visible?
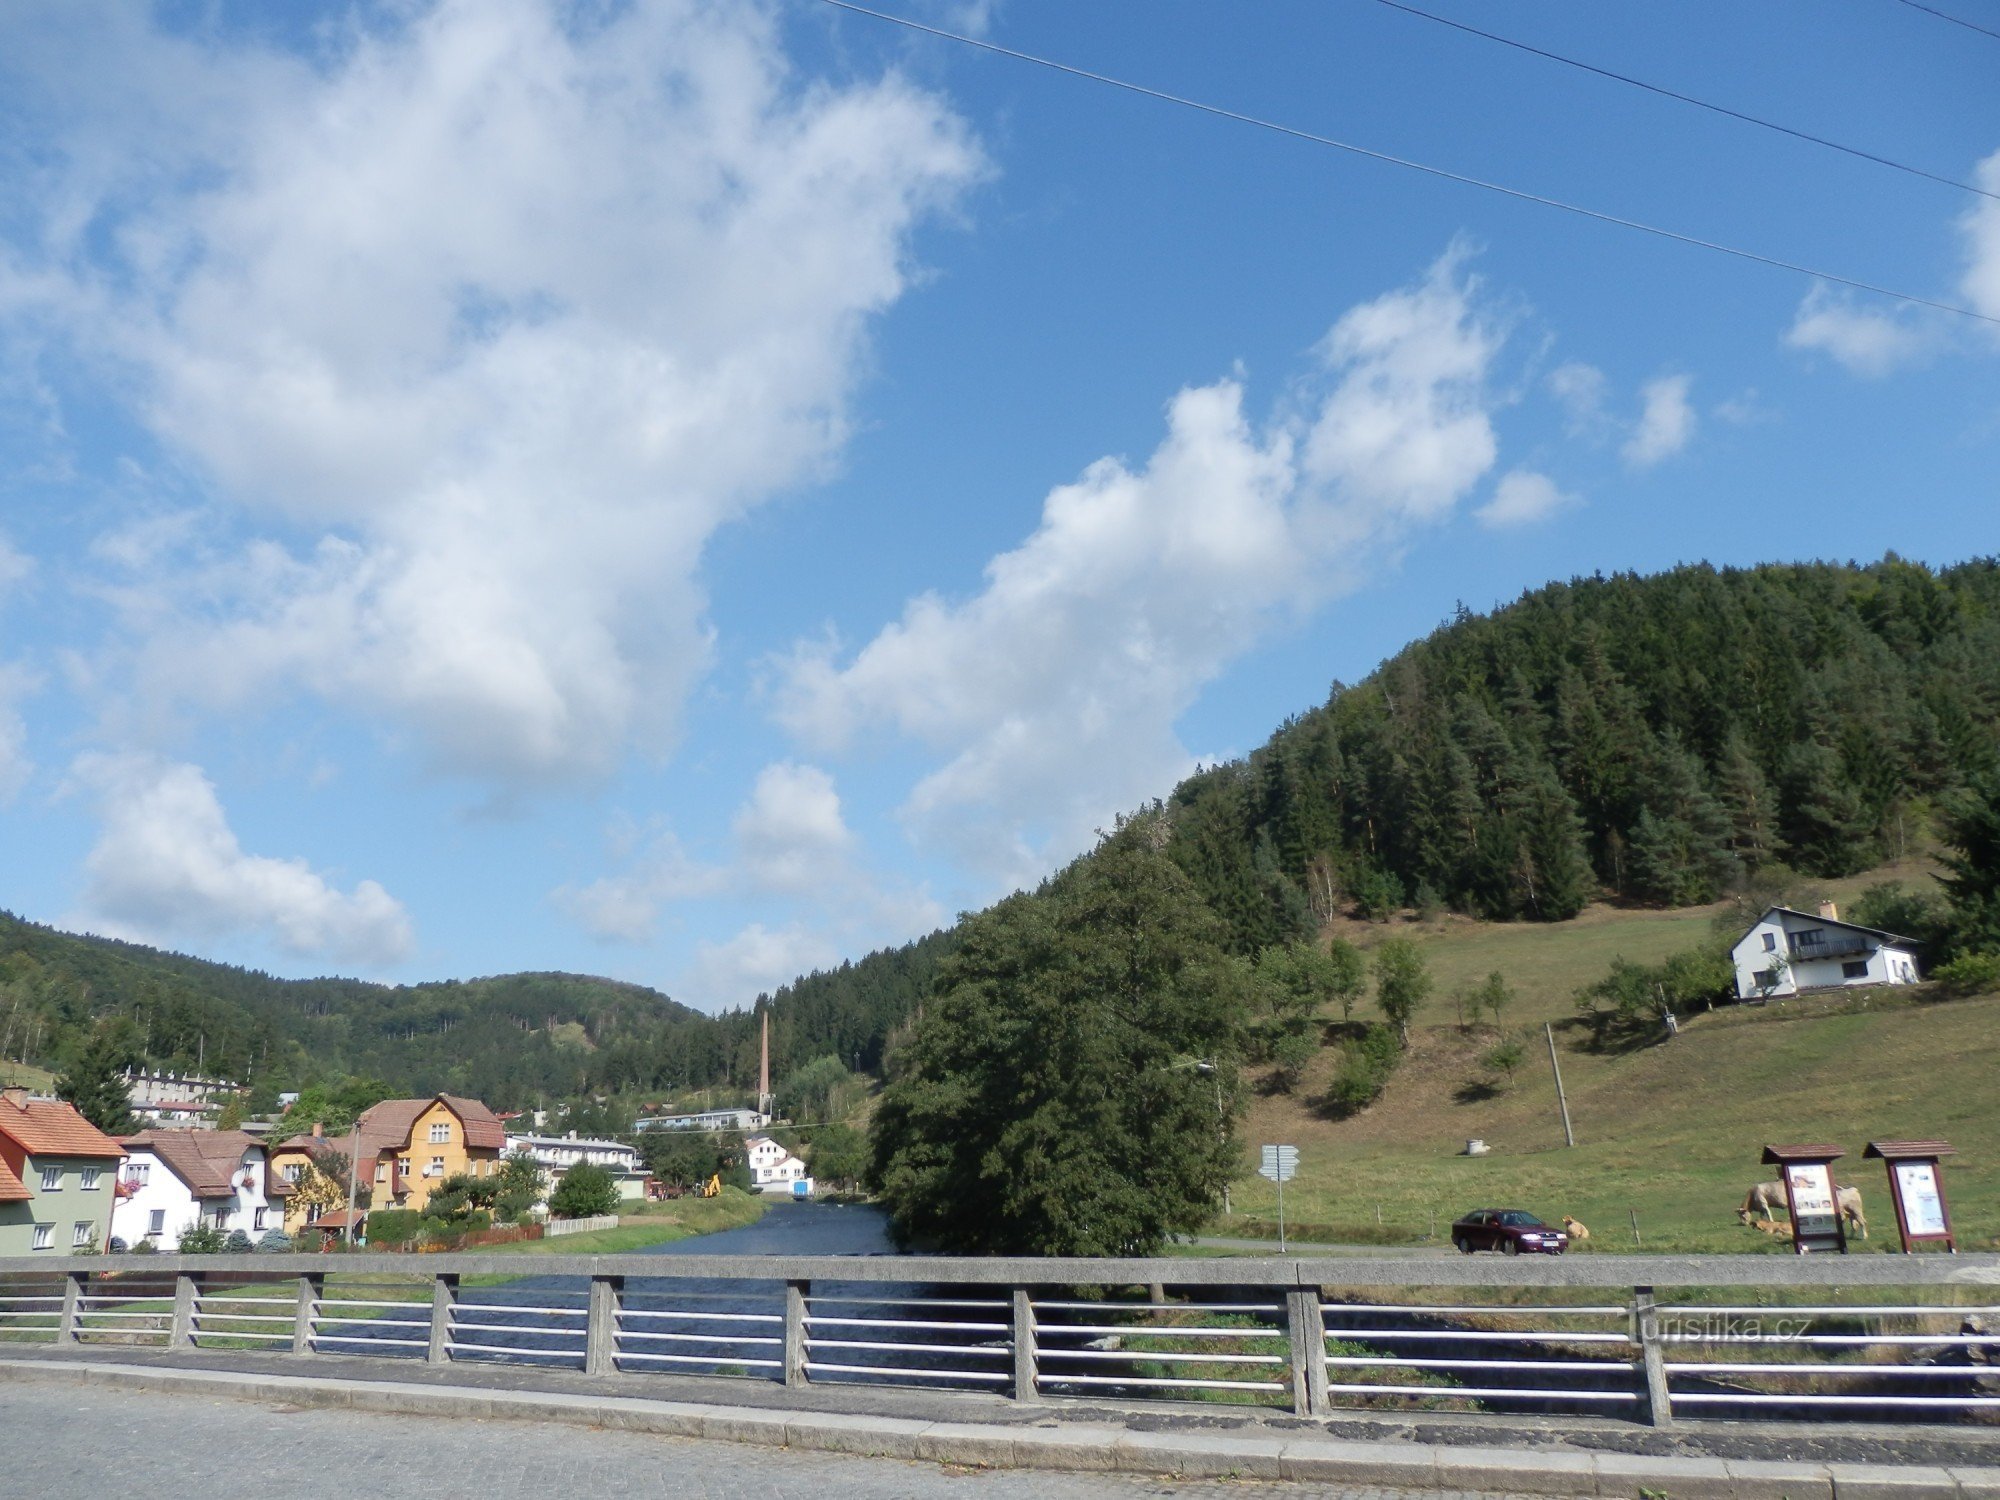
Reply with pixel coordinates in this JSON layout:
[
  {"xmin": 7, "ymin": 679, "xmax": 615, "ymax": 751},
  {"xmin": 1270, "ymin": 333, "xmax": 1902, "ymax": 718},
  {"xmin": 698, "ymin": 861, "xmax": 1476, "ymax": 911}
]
[
  {"xmin": 272, "ymin": 1094, "xmax": 507, "ymax": 1218},
  {"xmin": 0, "ymin": 1091, "xmax": 125, "ymax": 1255}
]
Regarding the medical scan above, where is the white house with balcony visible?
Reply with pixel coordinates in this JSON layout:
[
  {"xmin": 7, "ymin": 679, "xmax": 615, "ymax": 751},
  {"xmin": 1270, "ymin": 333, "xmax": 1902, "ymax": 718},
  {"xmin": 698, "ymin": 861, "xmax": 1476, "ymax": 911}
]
[
  {"xmin": 110, "ymin": 1130, "xmax": 289, "ymax": 1250},
  {"xmin": 1731, "ymin": 903, "xmax": 1922, "ymax": 1001},
  {"xmin": 744, "ymin": 1135, "xmax": 811, "ymax": 1196},
  {"xmin": 503, "ymin": 1132, "xmax": 647, "ymax": 1203}
]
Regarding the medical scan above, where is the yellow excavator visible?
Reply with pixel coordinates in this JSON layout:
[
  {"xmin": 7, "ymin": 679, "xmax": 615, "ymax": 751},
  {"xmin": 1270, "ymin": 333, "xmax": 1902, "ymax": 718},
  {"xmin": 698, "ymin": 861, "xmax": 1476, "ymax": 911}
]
[{"xmin": 699, "ymin": 1173, "xmax": 722, "ymax": 1198}]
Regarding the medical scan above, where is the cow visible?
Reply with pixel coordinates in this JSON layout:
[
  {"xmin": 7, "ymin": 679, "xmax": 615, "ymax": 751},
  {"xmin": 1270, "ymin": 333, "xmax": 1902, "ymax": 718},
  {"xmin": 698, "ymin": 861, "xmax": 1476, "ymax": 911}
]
[{"xmin": 1738, "ymin": 1180, "xmax": 1867, "ymax": 1238}]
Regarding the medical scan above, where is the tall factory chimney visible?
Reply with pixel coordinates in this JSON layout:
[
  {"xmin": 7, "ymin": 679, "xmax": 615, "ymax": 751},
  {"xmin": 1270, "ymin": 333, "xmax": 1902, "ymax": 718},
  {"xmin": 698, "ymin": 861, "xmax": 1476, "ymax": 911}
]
[{"xmin": 758, "ymin": 1008, "xmax": 771, "ymax": 1118}]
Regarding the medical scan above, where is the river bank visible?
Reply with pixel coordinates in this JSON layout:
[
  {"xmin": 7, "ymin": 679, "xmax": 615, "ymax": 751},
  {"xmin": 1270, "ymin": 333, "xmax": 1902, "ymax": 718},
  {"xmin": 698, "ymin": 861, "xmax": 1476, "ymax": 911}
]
[{"xmin": 475, "ymin": 1187, "xmax": 771, "ymax": 1257}]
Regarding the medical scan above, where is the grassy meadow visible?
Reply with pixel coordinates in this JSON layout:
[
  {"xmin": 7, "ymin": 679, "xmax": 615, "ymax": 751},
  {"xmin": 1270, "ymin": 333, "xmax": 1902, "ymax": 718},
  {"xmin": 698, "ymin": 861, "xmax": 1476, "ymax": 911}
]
[{"xmin": 1218, "ymin": 862, "xmax": 2000, "ymax": 1254}]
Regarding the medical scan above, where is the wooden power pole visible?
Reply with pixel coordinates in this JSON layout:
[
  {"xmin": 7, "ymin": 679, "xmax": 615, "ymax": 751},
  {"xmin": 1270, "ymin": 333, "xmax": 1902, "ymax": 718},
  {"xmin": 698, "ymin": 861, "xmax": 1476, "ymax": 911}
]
[{"xmin": 1545, "ymin": 1022, "xmax": 1576, "ymax": 1148}]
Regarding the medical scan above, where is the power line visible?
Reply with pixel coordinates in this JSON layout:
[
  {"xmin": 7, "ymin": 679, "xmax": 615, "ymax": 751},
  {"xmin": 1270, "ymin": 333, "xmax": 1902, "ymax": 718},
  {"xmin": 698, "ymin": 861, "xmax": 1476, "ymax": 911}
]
[
  {"xmin": 815, "ymin": 0, "xmax": 2000, "ymax": 329},
  {"xmin": 1894, "ymin": 0, "xmax": 2000, "ymax": 43},
  {"xmin": 1372, "ymin": 0, "xmax": 1999, "ymax": 203}
]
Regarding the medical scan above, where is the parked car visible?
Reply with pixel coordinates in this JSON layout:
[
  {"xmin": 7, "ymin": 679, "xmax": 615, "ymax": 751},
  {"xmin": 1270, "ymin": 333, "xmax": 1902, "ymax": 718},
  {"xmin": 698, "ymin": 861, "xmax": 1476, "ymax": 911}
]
[{"xmin": 1451, "ymin": 1208, "xmax": 1569, "ymax": 1255}]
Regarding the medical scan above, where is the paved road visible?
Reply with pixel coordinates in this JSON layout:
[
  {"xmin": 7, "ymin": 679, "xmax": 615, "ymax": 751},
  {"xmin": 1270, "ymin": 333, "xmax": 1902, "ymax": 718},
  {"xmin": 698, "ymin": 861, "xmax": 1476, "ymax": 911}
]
[{"xmin": 0, "ymin": 1379, "xmax": 1524, "ymax": 1500}]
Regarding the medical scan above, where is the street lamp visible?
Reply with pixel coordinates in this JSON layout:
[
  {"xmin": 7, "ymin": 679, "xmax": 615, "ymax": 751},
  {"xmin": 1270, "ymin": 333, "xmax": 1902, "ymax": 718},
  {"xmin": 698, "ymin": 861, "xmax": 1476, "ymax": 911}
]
[{"xmin": 1192, "ymin": 1060, "xmax": 1231, "ymax": 1216}]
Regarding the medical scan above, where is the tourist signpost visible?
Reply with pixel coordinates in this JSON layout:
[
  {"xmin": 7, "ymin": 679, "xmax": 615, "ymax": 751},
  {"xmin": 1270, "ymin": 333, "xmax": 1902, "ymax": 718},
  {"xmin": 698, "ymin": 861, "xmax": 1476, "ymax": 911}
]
[
  {"xmin": 1864, "ymin": 1139, "xmax": 1957, "ymax": 1254},
  {"xmin": 1259, "ymin": 1144, "xmax": 1298, "ymax": 1253},
  {"xmin": 1762, "ymin": 1144, "xmax": 1848, "ymax": 1255}
]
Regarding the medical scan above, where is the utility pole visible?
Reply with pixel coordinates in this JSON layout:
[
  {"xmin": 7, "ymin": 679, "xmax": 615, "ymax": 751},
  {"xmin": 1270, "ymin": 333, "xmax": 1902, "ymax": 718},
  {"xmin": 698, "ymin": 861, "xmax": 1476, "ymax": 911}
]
[
  {"xmin": 345, "ymin": 1123, "xmax": 360, "ymax": 1246},
  {"xmin": 1544, "ymin": 1022, "xmax": 1576, "ymax": 1148}
]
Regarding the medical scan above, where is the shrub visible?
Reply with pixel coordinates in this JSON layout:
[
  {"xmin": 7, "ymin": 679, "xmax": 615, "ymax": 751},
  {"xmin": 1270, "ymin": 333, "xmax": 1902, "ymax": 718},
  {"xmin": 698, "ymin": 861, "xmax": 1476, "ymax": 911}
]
[
  {"xmin": 130, "ymin": 1239, "xmax": 157, "ymax": 1255},
  {"xmin": 1930, "ymin": 951, "xmax": 2000, "ymax": 997},
  {"xmin": 223, "ymin": 1229, "xmax": 253, "ymax": 1254},
  {"xmin": 177, "ymin": 1223, "xmax": 226, "ymax": 1254},
  {"xmin": 363, "ymin": 1208, "xmax": 424, "ymax": 1247},
  {"xmin": 255, "ymin": 1229, "xmax": 293, "ymax": 1253},
  {"xmin": 106, "ymin": 1236, "xmax": 128, "ymax": 1254},
  {"xmin": 1322, "ymin": 1024, "xmax": 1402, "ymax": 1118},
  {"xmin": 549, "ymin": 1162, "xmax": 619, "ymax": 1220}
]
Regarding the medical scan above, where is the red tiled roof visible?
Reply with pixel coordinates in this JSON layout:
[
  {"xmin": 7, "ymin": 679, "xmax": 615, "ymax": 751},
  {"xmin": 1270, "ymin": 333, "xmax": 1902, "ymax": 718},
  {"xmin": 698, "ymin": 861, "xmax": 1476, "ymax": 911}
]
[
  {"xmin": 0, "ymin": 1155, "xmax": 29, "ymax": 1203},
  {"xmin": 352, "ymin": 1095, "xmax": 506, "ymax": 1155},
  {"xmin": 439, "ymin": 1095, "xmax": 505, "ymax": 1151},
  {"xmin": 0, "ymin": 1098, "xmax": 127, "ymax": 1160},
  {"xmin": 119, "ymin": 1129, "xmax": 275, "ymax": 1199}
]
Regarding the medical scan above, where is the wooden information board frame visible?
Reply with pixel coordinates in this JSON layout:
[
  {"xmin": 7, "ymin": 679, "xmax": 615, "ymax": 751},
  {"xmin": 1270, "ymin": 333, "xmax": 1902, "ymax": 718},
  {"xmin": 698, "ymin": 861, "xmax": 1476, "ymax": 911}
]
[
  {"xmin": 1762, "ymin": 1144, "xmax": 1848, "ymax": 1255},
  {"xmin": 1863, "ymin": 1139, "xmax": 1956, "ymax": 1254}
]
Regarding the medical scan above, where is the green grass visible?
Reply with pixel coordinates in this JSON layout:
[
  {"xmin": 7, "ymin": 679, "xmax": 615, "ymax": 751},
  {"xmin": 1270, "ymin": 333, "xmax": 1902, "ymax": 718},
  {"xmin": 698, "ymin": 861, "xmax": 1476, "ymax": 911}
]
[
  {"xmin": 471, "ymin": 1189, "xmax": 769, "ymax": 1260},
  {"xmin": 0, "ymin": 1060, "xmax": 56, "ymax": 1091},
  {"xmin": 1226, "ymin": 863, "xmax": 2000, "ymax": 1256}
]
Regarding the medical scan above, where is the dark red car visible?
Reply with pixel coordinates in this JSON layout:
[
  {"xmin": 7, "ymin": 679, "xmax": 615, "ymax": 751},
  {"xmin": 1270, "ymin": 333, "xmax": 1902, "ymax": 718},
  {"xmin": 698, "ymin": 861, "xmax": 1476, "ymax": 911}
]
[{"xmin": 1451, "ymin": 1208, "xmax": 1569, "ymax": 1255}]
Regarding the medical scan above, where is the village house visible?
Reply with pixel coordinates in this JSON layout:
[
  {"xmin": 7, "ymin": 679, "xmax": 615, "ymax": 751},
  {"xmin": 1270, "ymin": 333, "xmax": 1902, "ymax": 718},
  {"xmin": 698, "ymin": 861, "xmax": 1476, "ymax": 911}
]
[
  {"xmin": 1731, "ymin": 902, "xmax": 1923, "ymax": 1001},
  {"xmin": 0, "ymin": 1089, "xmax": 125, "ymax": 1256},
  {"xmin": 634, "ymin": 1106, "xmax": 770, "ymax": 1134},
  {"xmin": 504, "ymin": 1131, "xmax": 646, "ymax": 1204},
  {"xmin": 110, "ymin": 1129, "xmax": 289, "ymax": 1251},
  {"xmin": 743, "ymin": 1134, "xmax": 811, "ymax": 1197},
  {"xmin": 269, "ymin": 1095, "xmax": 506, "ymax": 1219},
  {"xmin": 120, "ymin": 1068, "xmax": 240, "ymax": 1129}
]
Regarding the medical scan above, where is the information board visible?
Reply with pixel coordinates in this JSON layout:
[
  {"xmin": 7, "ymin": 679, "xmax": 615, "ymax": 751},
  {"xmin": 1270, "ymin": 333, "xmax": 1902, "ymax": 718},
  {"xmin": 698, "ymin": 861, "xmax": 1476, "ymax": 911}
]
[
  {"xmin": 1783, "ymin": 1162, "xmax": 1844, "ymax": 1252},
  {"xmin": 1894, "ymin": 1160, "xmax": 1947, "ymax": 1238}
]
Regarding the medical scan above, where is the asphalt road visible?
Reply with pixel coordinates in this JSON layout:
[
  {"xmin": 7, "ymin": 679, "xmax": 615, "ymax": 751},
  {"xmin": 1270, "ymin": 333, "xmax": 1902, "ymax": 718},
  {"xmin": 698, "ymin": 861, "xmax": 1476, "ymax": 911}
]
[{"xmin": 0, "ymin": 1378, "xmax": 1526, "ymax": 1500}]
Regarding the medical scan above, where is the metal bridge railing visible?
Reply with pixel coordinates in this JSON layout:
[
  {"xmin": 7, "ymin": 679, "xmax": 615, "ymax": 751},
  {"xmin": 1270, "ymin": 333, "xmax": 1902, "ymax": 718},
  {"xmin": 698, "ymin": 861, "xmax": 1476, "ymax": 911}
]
[{"xmin": 4, "ymin": 1251, "xmax": 1997, "ymax": 1426}]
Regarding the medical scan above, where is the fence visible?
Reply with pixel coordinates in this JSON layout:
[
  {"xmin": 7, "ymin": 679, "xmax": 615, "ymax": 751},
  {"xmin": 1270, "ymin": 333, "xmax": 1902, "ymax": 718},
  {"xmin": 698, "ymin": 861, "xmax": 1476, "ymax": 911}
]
[
  {"xmin": 541, "ymin": 1215, "xmax": 620, "ymax": 1238},
  {"xmin": 3, "ymin": 1251, "xmax": 1996, "ymax": 1426}
]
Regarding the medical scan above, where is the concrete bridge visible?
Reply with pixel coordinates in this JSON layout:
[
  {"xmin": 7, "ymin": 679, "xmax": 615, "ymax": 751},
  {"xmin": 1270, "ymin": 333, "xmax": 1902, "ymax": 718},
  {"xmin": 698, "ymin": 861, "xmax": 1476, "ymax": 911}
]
[{"xmin": 5, "ymin": 1249, "xmax": 1999, "ymax": 1496}]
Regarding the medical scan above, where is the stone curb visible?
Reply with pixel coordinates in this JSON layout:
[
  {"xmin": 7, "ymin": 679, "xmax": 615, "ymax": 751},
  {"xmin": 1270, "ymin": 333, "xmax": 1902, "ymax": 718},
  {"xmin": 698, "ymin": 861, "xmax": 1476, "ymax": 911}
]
[{"xmin": 2, "ymin": 1356, "xmax": 1992, "ymax": 1498}]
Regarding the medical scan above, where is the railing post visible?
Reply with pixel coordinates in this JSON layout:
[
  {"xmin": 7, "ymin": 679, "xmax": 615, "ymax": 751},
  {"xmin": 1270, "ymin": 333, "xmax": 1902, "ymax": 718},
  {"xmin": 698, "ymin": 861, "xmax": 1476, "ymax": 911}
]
[
  {"xmin": 427, "ymin": 1272, "xmax": 458, "ymax": 1365},
  {"xmin": 291, "ymin": 1273, "xmax": 321, "ymax": 1356},
  {"xmin": 1286, "ymin": 1287, "xmax": 1329, "ymax": 1416},
  {"xmin": 784, "ymin": 1279, "xmax": 809, "ymax": 1388},
  {"xmin": 170, "ymin": 1270, "xmax": 198, "ymax": 1349},
  {"xmin": 586, "ymin": 1274, "xmax": 621, "ymax": 1377},
  {"xmin": 1011, "ymin": 1288, "xmax": 1038, "ymax": 1402},
  {"xmin": 1634, "ymin": 1285, "xmax": 1673, "ymax": 1428},
  {"xmin": 57, "ymin": 1270, "xmax": 83, "ymax": 1345}
]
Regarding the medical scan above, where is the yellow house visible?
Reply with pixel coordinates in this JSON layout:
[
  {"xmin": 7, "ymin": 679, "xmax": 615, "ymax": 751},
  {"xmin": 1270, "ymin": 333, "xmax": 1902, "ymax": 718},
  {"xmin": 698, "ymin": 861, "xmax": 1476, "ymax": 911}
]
[{"xmin": 271, "ymin": 1094, "xmax": 505, "ymax": 1225}]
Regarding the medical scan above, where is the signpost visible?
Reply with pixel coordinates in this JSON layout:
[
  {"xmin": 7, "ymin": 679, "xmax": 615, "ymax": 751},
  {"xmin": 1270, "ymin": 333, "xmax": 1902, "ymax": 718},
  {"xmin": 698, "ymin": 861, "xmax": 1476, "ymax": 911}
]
[
  {"xmin": 1259, "ymin": 1144, "xmax": 1298, "ymax": 1253},
  {"xmin": 1762, "ymin": 1144, "xmax": 1848, "ymax": 1255},
  {"xmin": 1864, "ymin": 1140, "xmax": 1957, "ymax": 1254}
]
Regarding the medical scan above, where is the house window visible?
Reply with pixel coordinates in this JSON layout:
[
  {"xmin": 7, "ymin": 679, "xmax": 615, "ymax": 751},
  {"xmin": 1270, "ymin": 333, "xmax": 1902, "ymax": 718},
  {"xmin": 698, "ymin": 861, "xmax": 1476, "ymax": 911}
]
[
  {"xmin": 429, "ymin": 1123, "xmax": 450, "ymax": 1144},
  {"xmin": 81, "ymin": 1168, "xmax": 102, "ymax": 1190},
  {"xmin": 1762, "ymin": 933, "xmax": 1777, "ymax": 951},
  {"xmin": 38, "ymin": 1166, "xmax": 61, "ymax": 1192},
  {"xmin": 1754, "ymin": 969, "xmax": 1780, "ymax": 989},
  {"xmin": 398, "ymin": 1157, "xmax": 412, "ymax": 1178},
  {"xmin": 31, "ymin": 1224, "xmax": 53, "ymax": 1250},
  {"xmin": 428, "ymin": 1156, "xmax": 444, "ymax": 1176},
  {"xmin": 375, "ymin": 1163, "xmax": 388, "ymax": 1183},
  {"xmin": 254, "ymin": 1209, "xmax": 268, "ymax": 1231},
  {"xmin": 72, "ymin": 1222, "xmax": 92, "ymax": 1248},
  {"xmin": 148, "ymin": 1209, "xmax": 165, "ymax": 1236},
  {"xmin": 1842, "ymin": 960, "xmax": 1869, "ymax": 979},
  {"xmin": 283, "ymin": 1162, "xmax": 304, "ymax": 1182},
  {"xmin": 123, "ymin": 1162, "xmax": 151, "ymax": 1188}
]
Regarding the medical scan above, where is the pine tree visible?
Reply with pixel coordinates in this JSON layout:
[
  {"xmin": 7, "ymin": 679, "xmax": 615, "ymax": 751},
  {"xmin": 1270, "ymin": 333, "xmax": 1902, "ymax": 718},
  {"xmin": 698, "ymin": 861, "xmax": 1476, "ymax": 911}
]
[
  {"xmin": 56, "ymin": 1030, "xmax": 135, "ymax": 1134},
  {"xmin": 1939, "ymin": 768, "xmax": 2000, "ymax": 955}
]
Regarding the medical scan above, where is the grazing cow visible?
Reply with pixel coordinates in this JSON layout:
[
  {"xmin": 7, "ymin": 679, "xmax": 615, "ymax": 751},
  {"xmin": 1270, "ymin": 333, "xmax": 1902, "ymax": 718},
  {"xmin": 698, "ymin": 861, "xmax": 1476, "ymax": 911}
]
[{"xmin": 1562, "ymin": 1215, "xmax": 1590, "ymax": 1241}]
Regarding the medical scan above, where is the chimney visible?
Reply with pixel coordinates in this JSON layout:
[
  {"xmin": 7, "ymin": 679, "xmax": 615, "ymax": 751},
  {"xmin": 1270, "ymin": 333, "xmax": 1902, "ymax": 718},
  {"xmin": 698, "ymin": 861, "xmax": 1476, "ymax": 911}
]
[
  {"xmin": 759, "ymin": 1008, "xmax": 770, "ymax": 1112},
  {"xmin": 311, "ymin": 1121, "xmax": 323, "ymax": 1139},
  {"xmin": 1818, "ymin": 900, "xmax": 1839, "ymax": 921},
  {"xmin": 1, "ymin": 1086, "xmax": 28, "ymax": 1108}
]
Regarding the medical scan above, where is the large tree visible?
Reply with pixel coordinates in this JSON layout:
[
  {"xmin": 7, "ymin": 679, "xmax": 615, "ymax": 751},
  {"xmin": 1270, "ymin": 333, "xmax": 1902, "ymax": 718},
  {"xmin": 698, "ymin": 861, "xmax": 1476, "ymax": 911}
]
[
  {"xmin": 1939, "ymin": 767, "xmax": 2000, "ymax": 956},
  {"xmin": 869, "ymin": 821, "xmax": 1247, "ymax": 1255},
  {"xmin": 55, "ymin": 1028, "xmax": 135, "ymax": 1134}
]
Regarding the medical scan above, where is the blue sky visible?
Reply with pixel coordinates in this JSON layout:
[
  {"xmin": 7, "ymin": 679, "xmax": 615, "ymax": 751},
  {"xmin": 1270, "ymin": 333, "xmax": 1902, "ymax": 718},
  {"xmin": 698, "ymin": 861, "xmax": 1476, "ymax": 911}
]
[{"xmin": 0, "ymin": 0, "xmax": 1995, "ymax": 1011}]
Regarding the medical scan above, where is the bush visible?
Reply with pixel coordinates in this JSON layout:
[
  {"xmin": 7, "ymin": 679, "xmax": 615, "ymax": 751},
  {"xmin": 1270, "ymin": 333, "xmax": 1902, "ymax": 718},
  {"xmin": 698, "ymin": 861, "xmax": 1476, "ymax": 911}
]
[
  {"xmin": 223, "ymin": 1229, "xmax": 253, "ymax": 1254},
  {"xmin": 255, "ymin": 1229, "xmax": 293, "ymax": 1253},
  {"xmin": 363, "ymin": 1208, "xmax": 424, "ymax": 1247},
  {"xmin": 177, "ymin": 1223, "xmax": 226, "ymax": 1254},
  {"xmin": 130, "ymin": 1239, "xmax": 157, "ymax": 1255},
  {"xmin": 549, "ymin": 1162, "xmax": 619, "ymax": 1219},
  {"xmin": 1930, "ymin": 951, "xmax": 2000, "ymax": 997},
  {"xmin": 106, "ymin": 1236, "xmax": 128, "ymax": 1254},
  {"xmin": 1322, "ymin": 1024, "xmax": 1402, "ymax": 1118}
]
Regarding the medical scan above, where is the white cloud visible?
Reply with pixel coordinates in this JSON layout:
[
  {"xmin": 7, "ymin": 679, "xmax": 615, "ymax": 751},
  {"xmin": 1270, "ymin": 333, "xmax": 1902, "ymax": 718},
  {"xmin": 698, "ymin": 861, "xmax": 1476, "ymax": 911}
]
[
  {"xmin": 1785, "ymin": 286, "xmax": 1930, "ymax": 377},
  {"xmin": 1, "ymin": 0, "xmax": 982, "ymax": 786},
  {"xmin": 777, "ymin": 250, "xmax": 1508, "ymax": 885},
  {"xmin": 1623, "ymin": 374, "xmax": 1696, "ymax": 468},
  {"xmin": 1962, "ymin": 150, "xmax": 2000, "ymax": 328},
  {"xmin": 733, "ymin": 762, "xmax": 854, "ymax": 896},
  {"xmin": 68, "ymin": 752, "xmax": 414, "ymax": 966},
  {"xmin": 1476, "ymin": 469, "xmax": 1577, "ymax": 529},
  {"xmin": 1546, "ymin": 361, "xmax": 1608, "ymax": 436},
  {"xmin": 680, "ymin": 922, "xmax": 844, "ymax": 1012},
  {"xmin": 0, "ymin": 663, "xmax": 35, "ymax": 804}
]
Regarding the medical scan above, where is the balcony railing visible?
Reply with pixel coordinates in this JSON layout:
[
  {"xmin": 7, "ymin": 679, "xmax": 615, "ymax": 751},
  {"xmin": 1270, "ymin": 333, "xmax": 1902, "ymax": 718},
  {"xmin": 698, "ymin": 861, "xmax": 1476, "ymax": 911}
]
[
  {"xmin": 1788, "ymin": 933, "xmax": 1872, "ymax": 961},
  {"xmin": 4, "ymin": 1250, "xmax": 1997, "ymax": 1428}
]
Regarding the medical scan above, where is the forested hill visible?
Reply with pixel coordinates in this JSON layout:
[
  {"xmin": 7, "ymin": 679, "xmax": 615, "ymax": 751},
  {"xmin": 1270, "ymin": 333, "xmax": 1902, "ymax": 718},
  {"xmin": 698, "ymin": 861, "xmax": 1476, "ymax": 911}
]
[
  {"xmin": 1166, "ymin": 556, "xmax": 2000, "ymax": 952},
  {"xmin": 7, "ymin": 556, "xmax": 1996, "ymax": 1107},
  {"xmin": 0, "ymin": 902, "xmax": 950, "ymax": 1109}
]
